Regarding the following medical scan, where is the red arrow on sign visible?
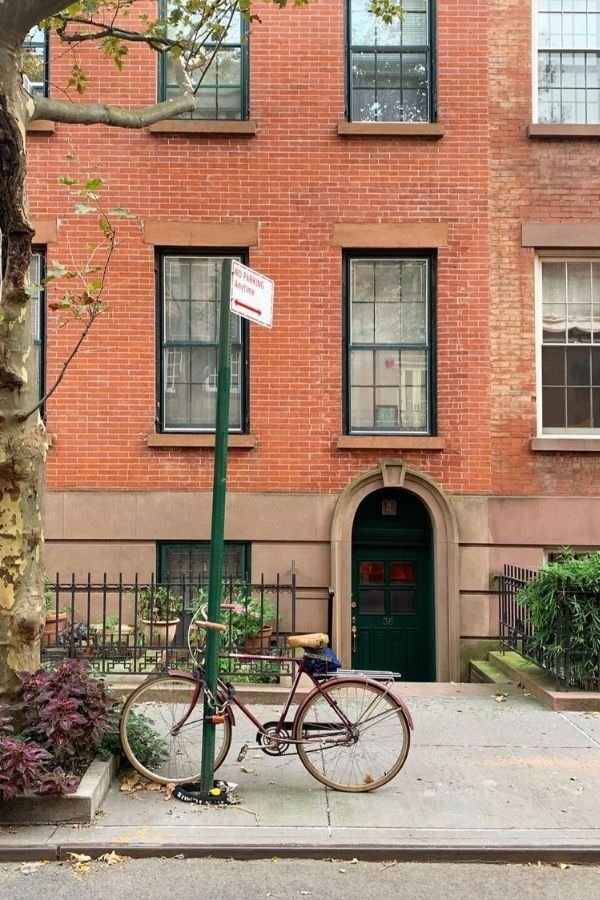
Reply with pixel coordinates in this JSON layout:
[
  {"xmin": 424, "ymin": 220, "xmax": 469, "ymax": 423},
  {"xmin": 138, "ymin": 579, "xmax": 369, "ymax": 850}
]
[{"xmin": 233, "ymin": 299, "xmax": 262, "ymax": 316}]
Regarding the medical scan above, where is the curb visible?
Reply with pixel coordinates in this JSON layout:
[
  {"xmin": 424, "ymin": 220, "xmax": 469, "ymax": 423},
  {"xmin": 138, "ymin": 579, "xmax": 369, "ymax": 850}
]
[
  {"xmin": 0, "ymin": 756, "xmax": 116, "ymax": 827},
  {"xmin": 1, "ymin": 843, "xmax": 600, "ymax": 865}
]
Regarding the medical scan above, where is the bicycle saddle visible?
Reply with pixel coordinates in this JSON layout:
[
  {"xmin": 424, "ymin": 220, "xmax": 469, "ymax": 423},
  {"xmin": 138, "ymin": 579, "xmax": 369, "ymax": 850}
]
[{"xmin": 287, "ymin": 632, "xmax": 329, "ymax": 650}]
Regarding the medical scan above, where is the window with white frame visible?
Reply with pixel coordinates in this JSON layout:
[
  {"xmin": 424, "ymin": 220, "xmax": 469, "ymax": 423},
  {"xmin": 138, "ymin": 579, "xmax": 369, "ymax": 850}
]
[
  {"xmin": 537, "ymin": 0, "xmax": 600, "ymax": 124},
  {"xmin": 160, "ymin": 1, "xmax": 248, "ymax": 119},
  {"xmin": 345, "ymin": 254, "xmax": 433, "ymax": 434},
  {"xmin": 539, "ymin": 258, "xmax": 600, "ymax": 433},
  {"xmin": 159, "ymin": 253, "xmax": 247, "ymax": 431},
  {"xmin": 23, "ymin": 26, "xmax": 48, "ymax": 96},
  {"xmin": 29, "ymin": 250, "xmax": 45, "ymax": 403},
  {"xmin": 347, "ymin": 0, "xmax": 433, "ymax": 122}
]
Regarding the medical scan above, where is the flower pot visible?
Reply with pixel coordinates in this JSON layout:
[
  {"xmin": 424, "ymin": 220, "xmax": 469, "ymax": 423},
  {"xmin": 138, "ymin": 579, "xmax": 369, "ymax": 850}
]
[
  {"xmin": 142, "ymin": 619, "xmax": 180, "ymax": 647},
  {"xmin": 43, "ymin": 611, "xmax": 69, "ymax": 643},
  {"xmin": 243, "ymin": 625, "xmax": 273, "ymax": 652}
]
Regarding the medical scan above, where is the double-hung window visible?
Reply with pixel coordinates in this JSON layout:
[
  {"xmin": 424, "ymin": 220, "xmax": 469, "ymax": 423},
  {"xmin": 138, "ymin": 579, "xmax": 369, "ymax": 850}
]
[
  {"xmin": 539, "ymin": 258, "xmax": 600, "ymax": 433},
  {"xmin": 345, "ymin": 254, "xmax": 433, "ymax": 434},
  {"xmin": 537, "ymin": 0, "xmax": 600, "ymax": 124},
  {"xmin": 160, "ymin": 1, "xmax": 248, "ymax": 119},
  {"xmin": 29, "ymin": 250, "xmax": 45, "ymax": 404},
  {"xmin": 158, "ymin": 253, "xmax": 247, "ymax": 432},
  {"xmin": 347, "ymin": 0, "xmax": 433, "ymax": 122},
  {"xmin": 23, "ymin": 26, "xmax": 49, "ymax": 96}
]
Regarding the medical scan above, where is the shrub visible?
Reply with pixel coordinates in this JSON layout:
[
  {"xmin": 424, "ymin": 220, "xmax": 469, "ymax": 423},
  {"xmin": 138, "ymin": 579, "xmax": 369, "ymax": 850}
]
[
  {"xmin": 16, "ymin": 659, "xmax": 118, "ymax": 778},
  {"xmin": 101, "ymin": 708, "xmax": 168, "ymax": 770},
  {"xmin": 517, "ymin": 549, "xmax": 600, "ymax": 685}
]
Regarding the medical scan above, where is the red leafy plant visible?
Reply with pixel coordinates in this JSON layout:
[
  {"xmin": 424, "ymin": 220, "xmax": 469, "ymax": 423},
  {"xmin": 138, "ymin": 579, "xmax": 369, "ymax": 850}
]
[{"xmin": 0, "ymin": 660, "xmax": 118, "ymax": 801}]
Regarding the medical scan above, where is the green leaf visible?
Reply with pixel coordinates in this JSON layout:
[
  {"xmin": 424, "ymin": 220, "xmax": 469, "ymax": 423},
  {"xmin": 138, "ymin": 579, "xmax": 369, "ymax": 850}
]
[
  {"xmin": 58, "ymin": 175, "xmax": 78, "ymax": 186},
  {"xmin": 74, "ymin": 202, "xmax": 96, "ymax": 215},
  {"xmin": 107, "ymin": 207, "xmax": 134, "ymax": 218},
  {"xmin": 84, "ymin": 177, "xmax": 105, "ymax": 192}
]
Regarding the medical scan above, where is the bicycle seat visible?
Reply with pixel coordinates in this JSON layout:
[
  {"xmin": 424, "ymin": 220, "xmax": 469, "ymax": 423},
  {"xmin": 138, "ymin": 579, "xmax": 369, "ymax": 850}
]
[{"xmin": 287, "ymin": 632, "xmax": 329, "ymax": 650}]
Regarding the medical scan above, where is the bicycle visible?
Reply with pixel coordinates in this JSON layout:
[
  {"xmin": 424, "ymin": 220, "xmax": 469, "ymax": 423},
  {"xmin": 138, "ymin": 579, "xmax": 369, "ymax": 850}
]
[{"xmin": 120, "ymin": 618, "xmax": 413, "ymax": 793}]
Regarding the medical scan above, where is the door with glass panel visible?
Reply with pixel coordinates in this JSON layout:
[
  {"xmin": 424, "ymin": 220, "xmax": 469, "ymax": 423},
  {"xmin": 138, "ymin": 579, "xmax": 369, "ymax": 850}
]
[{"xmin": 352, "ymin": 545, "xmax": 434, "ymax": 681}]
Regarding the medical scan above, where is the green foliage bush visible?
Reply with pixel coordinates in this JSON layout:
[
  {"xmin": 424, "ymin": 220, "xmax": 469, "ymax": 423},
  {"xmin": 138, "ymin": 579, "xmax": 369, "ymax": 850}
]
[{"xmin": 517, "ymin": 549, "xmax": 600, "ymax": 684}]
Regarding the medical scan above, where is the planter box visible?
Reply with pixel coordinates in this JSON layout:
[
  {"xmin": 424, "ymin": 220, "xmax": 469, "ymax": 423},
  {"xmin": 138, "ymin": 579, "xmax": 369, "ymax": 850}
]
[{"xmin": 0, "ymin": 756, "xmax": 117, "ymax": 825}]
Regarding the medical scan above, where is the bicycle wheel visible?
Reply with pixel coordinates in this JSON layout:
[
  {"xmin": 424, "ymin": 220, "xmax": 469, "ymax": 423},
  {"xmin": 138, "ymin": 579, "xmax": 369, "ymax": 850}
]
[
  {"xmin": 120, "ymin": 674, "xmax": 232, "ymax": 784},
  {"xmin": 293, "ymin": 679, "xmax": 410, "ymax": 792}
]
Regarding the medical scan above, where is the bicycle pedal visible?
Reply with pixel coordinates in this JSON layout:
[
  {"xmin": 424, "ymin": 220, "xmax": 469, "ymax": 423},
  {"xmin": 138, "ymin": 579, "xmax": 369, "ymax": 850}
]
[{"xmin": 237, "ymin": 743, "xmax": 248, "ymax": 763}]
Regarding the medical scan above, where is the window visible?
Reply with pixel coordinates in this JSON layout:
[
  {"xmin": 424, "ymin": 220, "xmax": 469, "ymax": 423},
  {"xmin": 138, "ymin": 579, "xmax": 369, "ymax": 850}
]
[
  {"xmin": 539, "ymin": 258, "xmax": 600, "ymax": 433},
  {"xmin": 23, "ymin": 26, "xmax": 48, "ymax": 96},
  {"xmin": 347, "ymin": 0, "xmax": 432, "ymax": 122},
  {"xmin": 537, "ymin": 0, "xmax": 600, "ymax": 124},
  {"xmin": 159, "ymin": 542, "xmax": 249, "ymax": 586},
  {"xmin": 345, "ymin": 254, "xmax": 433, "ymax": 434},
  {"xmin": 158, "ymin": 253, "xmax": 248, "ymax": 432},
  {"xmin": 29, "ymin": 250, "xmax": 45, "ymax": 403},
  {"xmin": 160, "ymin": 2, "xmax": 248, "ymax": 119}
]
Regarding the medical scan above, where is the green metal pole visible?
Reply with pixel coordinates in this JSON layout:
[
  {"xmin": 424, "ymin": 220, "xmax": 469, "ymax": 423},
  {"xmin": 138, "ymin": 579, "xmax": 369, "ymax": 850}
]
[{"xmin": 200, "ymin": 258, "xmax": 232, "ymax": 792}]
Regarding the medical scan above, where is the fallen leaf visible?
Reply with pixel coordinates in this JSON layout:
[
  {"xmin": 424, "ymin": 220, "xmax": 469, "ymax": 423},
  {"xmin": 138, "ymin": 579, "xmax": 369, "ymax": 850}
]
[
  {"xmin": 164, "ymin": 782, "xmax": 176, "ymax": 801},
  {"xmin": 120, "ymin": 772, "xmax": 143, "ymax": 793},
  {"xmin": 363, "ymin": 773, "xmax": 374, "ymax": 784},
  {"xmin": 494, "ymin": 692, "xmax": 508, "ymax": 703},
  {"xmin": 99, "ymin": 851, "xmax": 130, "ymax": 865},
  {"xmin": 350, "ymin": 858, "xmax": 358, "ymax": 865},
  {"xmin": 67, "ymin": 853, "xmax": 91, "ymax": 864},
  {"xmin": 241, "ymin": 766, "xmax": 256, "ymax": 775}
]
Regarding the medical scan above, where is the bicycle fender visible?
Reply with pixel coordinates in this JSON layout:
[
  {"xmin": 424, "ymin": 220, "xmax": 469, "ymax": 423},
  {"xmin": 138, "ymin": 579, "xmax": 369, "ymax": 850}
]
[{"xmin": 304, "ymin": 675, "xmax": 414, "ymax": 731}]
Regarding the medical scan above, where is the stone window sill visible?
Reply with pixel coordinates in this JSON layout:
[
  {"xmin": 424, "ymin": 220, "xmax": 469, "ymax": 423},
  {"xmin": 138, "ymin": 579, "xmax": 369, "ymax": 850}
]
[
  {"xmin": 147, "ymin": 433, "xmax": 256, "ymax": 449},
  {"xmin": 531, "ymin": 437, "xmax": 600, "ymax": 452},
  {"xmin": 337, "ymin": 122, "xmax": 445, "ymax": 139},
  {"xmin": 528, "ymin": 123, "xmax": 600, "ymax": 139},
  {"xmin": 27, "ymin": 119, "xmax": 55, "ymax": 134},
  {"xmin": 148, "ymin": 120, "xmax": 256, "ymax": 136},
  {"xmin": 337, "ymin": 435, "xmax": 445, "ymax": 450}
]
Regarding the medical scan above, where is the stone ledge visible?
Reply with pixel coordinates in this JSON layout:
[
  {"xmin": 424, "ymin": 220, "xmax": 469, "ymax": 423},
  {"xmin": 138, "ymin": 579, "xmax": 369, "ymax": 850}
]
[
  {"xmin": 488, "ymin": 650, "xmax": 600, "ymax": 711},
  {"xmin": 0, "ymin": 756, "xmax": 117, "ymax": 826}
]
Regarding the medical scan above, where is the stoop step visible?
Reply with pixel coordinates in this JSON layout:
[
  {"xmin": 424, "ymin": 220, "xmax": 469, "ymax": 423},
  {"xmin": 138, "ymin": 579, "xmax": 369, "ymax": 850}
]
[{"xmin": 469, "ymin": 658, "xmax": 514, "ymax": 685}]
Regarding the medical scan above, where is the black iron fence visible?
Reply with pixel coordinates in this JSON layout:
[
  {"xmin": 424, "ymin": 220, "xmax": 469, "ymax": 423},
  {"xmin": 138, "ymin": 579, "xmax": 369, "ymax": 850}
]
[
  {"xmin": 42, "ymin": 573, "xmax": 333, "ymax": 680},
  {"xmin": 498, "ymin": 564, "xmax": 600, "ymax": 691}
]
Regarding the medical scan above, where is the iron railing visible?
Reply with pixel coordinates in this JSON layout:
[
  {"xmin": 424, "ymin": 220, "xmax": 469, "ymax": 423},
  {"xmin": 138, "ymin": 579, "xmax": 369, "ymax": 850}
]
[
  {"xmin": 498, "ymin": 564, "xmax": 600, "ymax": 691},
  {"xmin": 42, "ymin": 573, "xmax": 333, "ymax": 680}
]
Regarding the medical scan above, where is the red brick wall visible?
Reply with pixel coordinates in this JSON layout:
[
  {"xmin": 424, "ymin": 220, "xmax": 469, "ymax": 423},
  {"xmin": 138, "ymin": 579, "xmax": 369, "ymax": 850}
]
[
  {"xmin": 28, "ymin": 0, "xmax": 494, "ymax": 495},
  {"xmin": 489, "ymin": 0, "xmax": 600, "ymax": 496}
]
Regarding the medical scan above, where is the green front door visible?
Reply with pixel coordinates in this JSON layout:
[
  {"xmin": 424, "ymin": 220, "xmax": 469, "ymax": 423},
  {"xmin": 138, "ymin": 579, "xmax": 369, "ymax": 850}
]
[{"xmin": 352, "ymin": 544, "xmax": 435, "ymax": 681}]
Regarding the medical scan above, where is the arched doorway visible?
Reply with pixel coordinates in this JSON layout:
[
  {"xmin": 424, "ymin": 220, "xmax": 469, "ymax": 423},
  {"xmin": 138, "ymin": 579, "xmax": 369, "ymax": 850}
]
[
  {"xmin": 330, "ymin": 461, "xmax": 460, "ymax": 682},
  {"xmin": 352, "ymin": 488, "xmax": 435, "ymax": 681}
]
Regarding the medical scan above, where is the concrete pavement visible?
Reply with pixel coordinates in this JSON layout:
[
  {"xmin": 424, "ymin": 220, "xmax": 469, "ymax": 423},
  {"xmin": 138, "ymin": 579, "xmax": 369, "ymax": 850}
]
[{"xmin": 2, "ymin": 682, "xmax": 600, "ymax": 863}]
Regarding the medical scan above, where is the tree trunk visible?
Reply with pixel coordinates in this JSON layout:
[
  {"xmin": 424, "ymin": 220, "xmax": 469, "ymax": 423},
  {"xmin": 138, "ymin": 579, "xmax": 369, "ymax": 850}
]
[{"xmin": 0, "ymin": 55, "xmax": 46, "ymax": 706}]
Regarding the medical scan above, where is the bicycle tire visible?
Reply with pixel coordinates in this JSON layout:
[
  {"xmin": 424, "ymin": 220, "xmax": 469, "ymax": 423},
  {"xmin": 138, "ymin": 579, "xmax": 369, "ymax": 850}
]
[
  {"xmin": 120, "ymin": 673, "xmax": 232, "ymax": 784},
  {"xmin": 293, "ymin": 678, "xmax": 410, "ymax": 792}
]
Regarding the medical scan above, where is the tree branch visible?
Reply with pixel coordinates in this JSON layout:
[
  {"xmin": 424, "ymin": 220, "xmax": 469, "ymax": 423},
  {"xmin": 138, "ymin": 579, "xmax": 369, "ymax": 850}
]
[{"xmin": 30, "ymin": 92, "xmax": 196, "ymax": 126}]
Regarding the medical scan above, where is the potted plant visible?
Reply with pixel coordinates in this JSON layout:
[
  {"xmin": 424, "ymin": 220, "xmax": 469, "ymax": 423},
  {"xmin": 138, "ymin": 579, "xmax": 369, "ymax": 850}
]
[
  {"xmin": 138, "ymin": 586, "xmax": 182, "ymax": 646},
  {"xmin": 42, "ymin": 578, "xmax": 69, "ymax": 644},
  {"xmin": 228, "ymin": 593, "xmax": 277, "ymax": 652}
]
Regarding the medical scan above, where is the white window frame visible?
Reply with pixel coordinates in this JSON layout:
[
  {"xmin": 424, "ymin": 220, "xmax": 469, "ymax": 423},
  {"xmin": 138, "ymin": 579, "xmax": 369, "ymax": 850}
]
[
  {"xmin": 535, "ymin": 253, "xmax": 600, "ymax": 437},
  {"xmin": 533, "ymin": 0, "xmax": 600, "ymax": 125}
]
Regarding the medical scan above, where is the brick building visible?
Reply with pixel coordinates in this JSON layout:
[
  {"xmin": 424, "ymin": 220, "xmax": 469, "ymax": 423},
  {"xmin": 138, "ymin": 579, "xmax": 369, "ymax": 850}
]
[{"xmin": 26, "ymin": 1, "xmax": 600, "ymax": 681}]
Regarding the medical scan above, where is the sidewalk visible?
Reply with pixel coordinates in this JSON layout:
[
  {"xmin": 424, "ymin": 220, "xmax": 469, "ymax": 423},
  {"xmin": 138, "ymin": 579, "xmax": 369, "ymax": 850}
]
[{"xmin": 2, "ymin": 682, "xmax": 600, "ymax": 863}]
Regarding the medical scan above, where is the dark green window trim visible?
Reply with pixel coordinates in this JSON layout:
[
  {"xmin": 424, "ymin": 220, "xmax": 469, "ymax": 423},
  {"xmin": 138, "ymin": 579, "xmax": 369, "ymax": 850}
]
[
  {"xmin": 343, "ymin": 251, "xmax": 436, "ymax": 435},
  {"xmin": 345, "ymin": 0, "xmax": 435, "ymax": 123},
  {"xmin": 159, "ymin": 2, "xmax": 249, "ymax": 120},
  {"xmin": 158, "ymin": 542, "xmax": 250, "ymax": 587},
  {"xmin": 23, "ymin": 27, "xmax": 49, "ymax": 97},
  {"xmin": 30, "ymin": 248, "xmax": 46, "ymax": 408},
  {"xmin": 156, "ymin": 249, "xmax": 249, "ymax": 434}
]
